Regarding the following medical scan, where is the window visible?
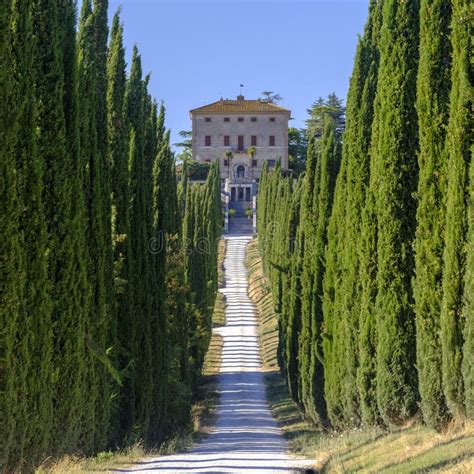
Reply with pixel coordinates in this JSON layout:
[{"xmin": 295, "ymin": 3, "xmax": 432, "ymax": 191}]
[
  {"xmin": 238, "ymin": 188, "xmax": 244, "ymax": 201},
  {"xmin": 251, "ymin": 117, "xmax": 257, "ymax": 122},
  {"xmin": 237, "ymin": 165, "xmax": 245, "ymax": 178},
  {"xmin": 251, "ymin": 135, "xmax": 257, "ymax": 146},
  {"xmin": 238, "ymin": 117, "xmax": 244, "ymax": 122},
  {"xmin": 224, "ymin": 135, "xmax": 230, "ymax": 146},
  {"xmin": 231, "ymin": 187, "xmax": 236, "ymax": 202},
  {"xmin": 245, "ymin": 187, "xmax": 251, "ymax": 202},
  {"xmin": 238, "ymin": 135, "xmax": 244, "ymax": 151},
  {"xmin": 205, "ymin": 117, "xmax": 211, "ymax": 122},
  {"xmin": 269, "ymin": 117, "xmax": 276, "ymax": 122},
  {"xmin": 252, "ymin": 159, "xmax": 257, "ymax": 167},
  {"xmin": 268, "ymin": 159, "xmax": 276, "ymax": 167},
  {"xmin": 224, "ymin": 159, "xmax": 228, "ymax": 166},
  {"xmin": 224, "ymin": 117, "xmax": 230, "ymax": 122},
  {"xmin": 269, "ymin": 135, "xmax": 276, "ymax": 146},
  {"xmin": 205, "ymin": 135, "xmax": 211, "ymax": 146}
]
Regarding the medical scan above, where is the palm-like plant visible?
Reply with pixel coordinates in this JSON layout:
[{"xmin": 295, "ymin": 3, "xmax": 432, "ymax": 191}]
[
  {"xmin": 247, "ymin": 146, "xmax": 256, "ymax": 178},
  {"xmin": 225, "ymin": 150, "xmax": 233, "ymax": 178}
]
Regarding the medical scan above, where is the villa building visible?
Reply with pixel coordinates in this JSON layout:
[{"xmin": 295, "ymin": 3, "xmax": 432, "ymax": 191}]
[{"xmin": 190, "ymin": 95, "xmax": 290, "ymax": 214}]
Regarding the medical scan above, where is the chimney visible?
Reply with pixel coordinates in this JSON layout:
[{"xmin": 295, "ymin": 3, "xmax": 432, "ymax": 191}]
[{"xmin": 237, "ymin": 94, "xmax": 244, "ymax": 101}]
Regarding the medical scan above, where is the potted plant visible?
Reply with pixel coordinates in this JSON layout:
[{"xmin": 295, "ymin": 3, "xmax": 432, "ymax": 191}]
[
  {"xmin": 245, "ymin": 207, "xmax": 253, "ymax": 219},
  {"xmin": 228, "ymin": 208, "xmax": 236, "ymax": 219}
]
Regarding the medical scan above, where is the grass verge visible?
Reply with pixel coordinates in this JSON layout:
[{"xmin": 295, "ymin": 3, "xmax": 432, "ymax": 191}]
[{"xmin": 245, "ymin": 237, "xmax": 474, "ymax": 473}]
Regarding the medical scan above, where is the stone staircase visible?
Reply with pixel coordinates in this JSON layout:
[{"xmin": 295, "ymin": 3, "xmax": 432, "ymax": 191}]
[{"xmin": 228, "ymin": 217, "xmax": 254, "ymax": 236}]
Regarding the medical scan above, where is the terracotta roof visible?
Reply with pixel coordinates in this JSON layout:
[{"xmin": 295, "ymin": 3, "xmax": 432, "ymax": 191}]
[{"xmin": 190, "ymin": 98, "xmax": 290, "ymax": 115}]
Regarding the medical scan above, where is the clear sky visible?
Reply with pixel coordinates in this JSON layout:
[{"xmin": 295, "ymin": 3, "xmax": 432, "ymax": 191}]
[{"xmin": 108, "ymin": 0, "xmax": 370, "ymax": 151}]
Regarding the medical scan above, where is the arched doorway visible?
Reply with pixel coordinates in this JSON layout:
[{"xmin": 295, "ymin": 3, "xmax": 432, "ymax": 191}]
[{"xmin": 236, "ymin": 165, "xmax": 245, "ymax": 178}]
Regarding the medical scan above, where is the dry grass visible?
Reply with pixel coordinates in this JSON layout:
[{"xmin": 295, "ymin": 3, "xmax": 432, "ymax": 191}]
[
  {"xmin": 212, "ymin": 291, "xmax": 226, "ymax": 327},
  {"xmin": 245, "ymin": 239, "xmax": 279, "ymax": 371},
  {"xmin": 245, "ymin": 237, "xmax": 474, "ymax": 474}
]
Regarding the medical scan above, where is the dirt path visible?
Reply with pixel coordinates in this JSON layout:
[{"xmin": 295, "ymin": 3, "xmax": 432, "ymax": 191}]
[{"xmin": 118, "ymin": 233, "xmax": 312, "ymax": 473}]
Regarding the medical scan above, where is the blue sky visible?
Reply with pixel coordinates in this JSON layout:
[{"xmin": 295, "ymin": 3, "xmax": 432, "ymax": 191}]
[{"xmin": 108, "ymin": 0, "xmax": 370, "ymax": 150}]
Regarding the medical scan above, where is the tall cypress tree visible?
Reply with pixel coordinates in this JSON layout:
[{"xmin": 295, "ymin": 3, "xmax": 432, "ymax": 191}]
[
  {"xmin": 0, "ymin": 0, "xmax": 26, "ymax": 466},
  {"xmin": 77, "ymin": 0, "xmax": 113, "ymax": 451},
  {"xmin": 126, "ymin": 48, "xmax": 154, "ymax": 438},
  {"xmin": 414, "ymin": 0, "xmax": 452, "ymax": 429},
  {"xmin": 353, "ymin": 0, "xmax": 383, "ymax": 427},
  {"xmin": 338, "ymin": 0, "xmax": 381, "ymax": 428},
  {"xmin": 322, "ymin": 155, "xmax": 348, "ymax": 427},
  {"xmin": 9, "ymin": 0, "xmax": 53, "ymax": 465},
  {"xmin": 440, "ymin": 0, "xmax": 472, "ymax": 418},
  {"xmin": 93, "ymin": 0, "xmax": 115, "ymax": 448},
  {"xmin": 371, "ymin": 0, "xmax": 419, "ymax": 425},
  {"xmin": 307, "ymin": 116, "xmax": 341, "ymax": 424},
  {"xmin": 298, "ymin": 138, "xmax": 319, "ymax": 414},
  {"xmin": 32, "ymin": 0, "xmax": 88, "ymax": 454},
  {"xmin": 107, "ymin": 9, "xmax": 131, "ymax": 444},
  {"xmin": 463, "ymin": 158, "xmax": 473, "ymax": 419}
]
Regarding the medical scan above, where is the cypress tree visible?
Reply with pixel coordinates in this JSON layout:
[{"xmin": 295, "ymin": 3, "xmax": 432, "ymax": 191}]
[
  {"xmin": 352, "ymin": 0, "xmax": 383, "ymax": 427},
  {"xmin": 298, "ymin": 139, "xmax": 319, "ymax": 415},
  {"xmin": 322, "ymin": 155, "xmax": 348, "ymax": 427},
  {"xmin": 9, "ymin": 0, "xmax": 53, "ymax": 465},
  {"xmin": 93, "ymin": 0, "xmax": 115, "ymax": 448},
  {"xmin": 147, "ymin": 101, "xmax": 167, "ymax": 443},
  {"xmin": 338, "ymin": 0, "xmax": 381, "ymax": 428},
  {"xmin": 322, "ymin": 0, "xmax": 382, "ymax": 428},
  {"xmin": 414, "ymin": 0, "xmax": 452, "ymax": 429},
  {"xmin": 31, "ymin": 0, "xmax": 88, "ymax": 454},
  {"xmin": 0, "ymin": 1, "xmax": 26, "ymax": 466},
  {"xmin": 371, "ymin": 0, "xmax": 419, "ymax": 425},
  {"xmin": 107, "ymin": 10, "xmax": 131, "ymax": 444},
  {"xmin": 58, "ymin": 4, "xmax": 93, "ymax": 447},
  {"xmin": 357, "ymin": 187, "xmax": 379, "ymax": 425},
  {"xmin": 126, "ymin": 49, "xmax": 154, "ymax": 438},
  {"xmin": 307, "ymin": 116, "xmax": 341, "ymax": 424},
  {"xmin": 77, "ymin": 0, "xmax": 113, "ymax": 451},
  {"xmin": 440, "ymin": 0, "xmax": 472, "ymax": 418},
  {"xmin": 463, "ymin": 158, "xmax": 473, "ymax": 419}
]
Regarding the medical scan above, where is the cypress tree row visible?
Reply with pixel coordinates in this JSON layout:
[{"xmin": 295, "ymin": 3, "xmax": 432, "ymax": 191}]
[
  {"xmin": 258, "ymin": 101, "xmax": 342, "ymax": 426},
  {"xmin": 440, "ymin": 0, "xmax": 472, "ymax": 419},
  {"xmin": 182, "ymin": 162, "xmax": 222, "ymax": 385},
  {"xmin": 259, "ymin": 0, "xmax": 472, "ymax": 434},
  {"xmin": 413, "ymin": 0, "xmax": 452, "ymax": 430},
  {"xmin": 1, "ymin": 2, "xmax": 223, "ymax": 469}
]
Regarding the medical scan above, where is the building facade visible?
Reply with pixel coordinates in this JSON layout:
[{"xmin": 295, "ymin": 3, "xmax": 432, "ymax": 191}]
[{"xmin": 190, "ymin": 95, "xmax": 290, "ymax": 214}]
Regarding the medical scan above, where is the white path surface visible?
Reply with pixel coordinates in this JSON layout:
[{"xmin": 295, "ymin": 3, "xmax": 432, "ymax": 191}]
[{"xmin": 117, "ymin": 233, "xmax": 313, "ymax": 473}]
